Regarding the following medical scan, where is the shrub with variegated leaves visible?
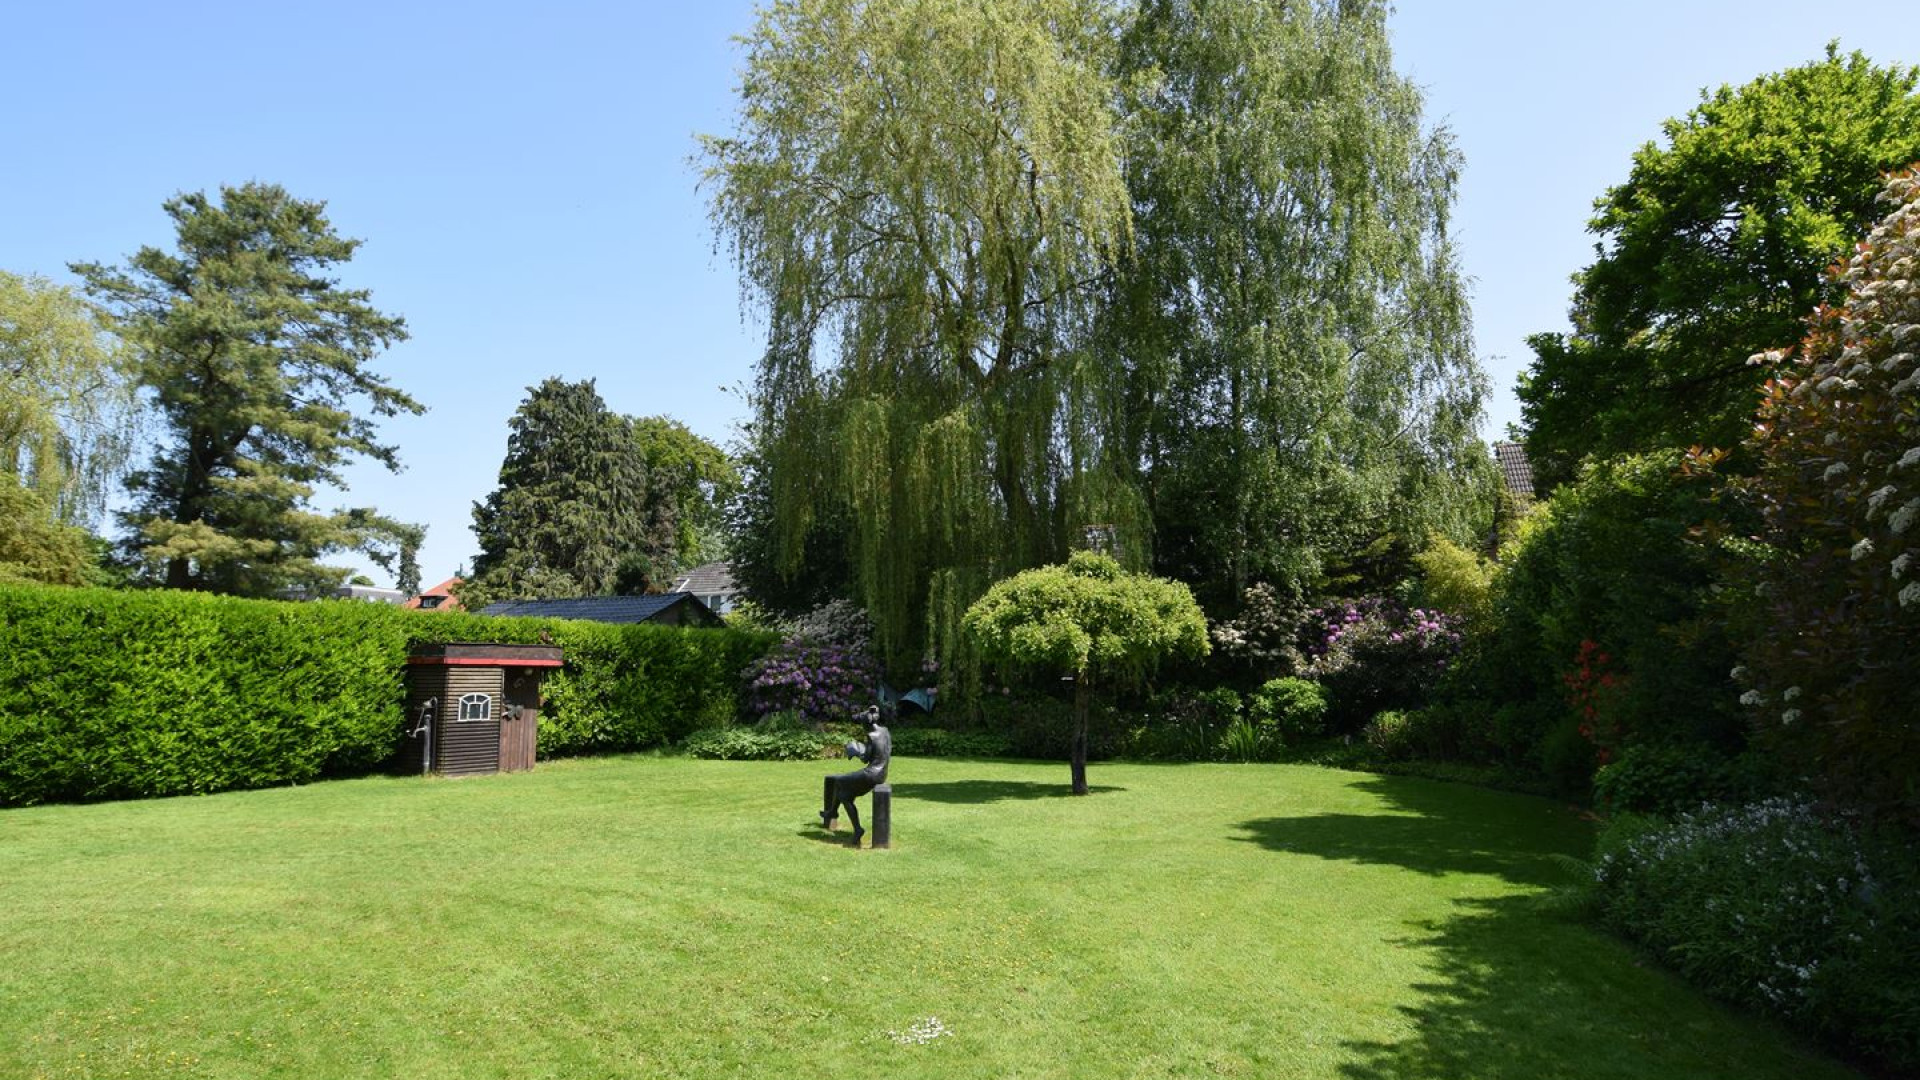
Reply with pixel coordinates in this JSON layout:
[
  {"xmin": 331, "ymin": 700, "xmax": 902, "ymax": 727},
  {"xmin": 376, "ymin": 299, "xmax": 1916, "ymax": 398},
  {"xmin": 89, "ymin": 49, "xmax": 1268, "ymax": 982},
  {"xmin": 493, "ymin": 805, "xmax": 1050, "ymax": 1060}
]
[{"xmin": 1729, "ymin": 168, "xmax": 1920, "ymax": 827}]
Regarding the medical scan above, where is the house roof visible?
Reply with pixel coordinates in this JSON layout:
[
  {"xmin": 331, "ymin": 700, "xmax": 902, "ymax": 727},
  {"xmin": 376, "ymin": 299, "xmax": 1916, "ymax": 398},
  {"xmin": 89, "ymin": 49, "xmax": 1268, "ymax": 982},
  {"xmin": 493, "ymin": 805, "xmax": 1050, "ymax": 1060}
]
[
  {"xmin": 403, "ymin": 576, "xmax": 465, "ymax": 611},
  {"xmin": 1493, "ymin": 442, "xmax": 1535, "ymax": 501},
  {"xmin": 477, "ymin": 593, "xmax": 718, "ymax": 625},
  {"xmin": 670, "ymin": 561, "xmax": 736, "ymax": 596}
]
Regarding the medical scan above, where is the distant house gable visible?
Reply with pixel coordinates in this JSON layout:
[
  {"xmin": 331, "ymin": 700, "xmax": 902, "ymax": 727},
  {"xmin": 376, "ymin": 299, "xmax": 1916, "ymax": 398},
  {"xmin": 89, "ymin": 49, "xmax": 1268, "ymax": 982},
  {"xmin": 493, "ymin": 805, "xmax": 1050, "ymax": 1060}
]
[
  {"xmin": 668, "ymin": 561, "xmax": 739, "ymax": 616},
  {"xmin": 477, "ymin": 593, "xmax": 722, "ymax": 627},
  {"xmin": 1492, "ymin": 441, "xmax": 1536, "ymax": 503},
  {"xmin": 404, "ymin": 576, "xmax": 465, "ymax": 612}
]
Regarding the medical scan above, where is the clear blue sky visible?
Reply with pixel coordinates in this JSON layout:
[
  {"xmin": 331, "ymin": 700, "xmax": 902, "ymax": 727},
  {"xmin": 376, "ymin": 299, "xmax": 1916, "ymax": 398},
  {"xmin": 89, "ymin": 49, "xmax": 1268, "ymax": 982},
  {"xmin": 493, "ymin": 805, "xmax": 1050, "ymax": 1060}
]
[{"xmin": 5, "ymin": 1, "xmax": 1918, "ymax": 588}]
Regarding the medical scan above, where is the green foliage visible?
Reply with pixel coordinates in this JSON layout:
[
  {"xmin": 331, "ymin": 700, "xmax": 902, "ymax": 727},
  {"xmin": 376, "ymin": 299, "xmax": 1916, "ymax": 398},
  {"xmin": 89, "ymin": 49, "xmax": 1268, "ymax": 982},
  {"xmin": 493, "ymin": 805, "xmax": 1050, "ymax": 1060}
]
[
  {"xmin": 964, "ymin": 551, "xmax": 1208, "ymax": 685},
  {"xmin": 886, "ymin": 727, "xmax": 1016, "ymax": 759},
  {"xmin": 1518, "ymin": 46, "xmax": 1920, "ymax": 488},
  {"xmin": 0, "ymin": 583, "xmax": 775, "ymax": 805},
  {"xmin": 680, "ymin": 726, "xmax": 835, "ymax": 761},
  {"xmin": 1595, "ymin": 800, "xmax": 1920, "ymax": 1073},
  {"xmin": 1445, "ymin": 452, "xmax": 1745, "ymax": 786},
  {"xmin": 1411, "ymin": 533, "xmax": 1496, "ymax": 629},
  {"xmin": 74, "ymin": 182, "xmax": 424, "ymax": 595},
  {"xmin": 1722, "ymin": 171, "xmax": 1920, "ymax": 829},
  {"xmin": 1362, "ymin": 710, "xmax": 1417, "ymax": 761},
  {"xmin": 0, "ymin": 473, "xmax": 94, "ymax": 585},
  {"xmin": 1113, "ymin": 0, "xmax": 1494, "ymax": 608},
  {"xmin": 705, "ymin": 0, "xmax": 1138, "ymax": 675},
  {"xmin": 464, "ymin": 378, "xmax": 677, "ymax": 609},
  {"xmin": 631, "ymin": 415, "xmax": 739, "ymax": 571},
  {"xmin": 1248, "ymin": 677, "xmax": 1329, "ymax": 742},
  {"xmin": 1590, "ymin": 743, "xmax": 1755, "ymax": 817},
  {"xmin": 0, "ymin": 270, "xmax": 140, "ymax": 524}
]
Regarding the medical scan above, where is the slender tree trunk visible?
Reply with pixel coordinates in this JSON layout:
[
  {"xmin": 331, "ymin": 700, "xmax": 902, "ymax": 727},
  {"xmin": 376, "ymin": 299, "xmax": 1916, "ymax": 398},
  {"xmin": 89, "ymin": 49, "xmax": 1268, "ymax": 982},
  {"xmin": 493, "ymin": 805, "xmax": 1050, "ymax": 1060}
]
[{"xmin": 1070, "ymin": 673, "xmax": 1090, "ymax": 795}]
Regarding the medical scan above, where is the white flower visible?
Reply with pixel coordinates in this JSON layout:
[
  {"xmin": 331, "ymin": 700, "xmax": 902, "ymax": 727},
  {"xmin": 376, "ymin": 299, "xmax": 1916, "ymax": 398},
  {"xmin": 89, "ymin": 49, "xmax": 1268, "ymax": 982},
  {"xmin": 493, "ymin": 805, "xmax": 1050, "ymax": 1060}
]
[
  {"xmin": 1851, "ymin": 538, "xmax": 1875, "ymax": 561},
  {"xmin": 1740, "ymin": 690, "xmax": 1766, "ymax": 707},
  {"xmin": 1901, "ymin": 581, "xmax": 1920, "ymax": 608},
  {"xmin": 1783, "ymin": 686, "xmax": 1801, "ymax": 702},
  {"xmin": 1782, "ymin": 709, "xmax": 1801, "ymax": 726}
]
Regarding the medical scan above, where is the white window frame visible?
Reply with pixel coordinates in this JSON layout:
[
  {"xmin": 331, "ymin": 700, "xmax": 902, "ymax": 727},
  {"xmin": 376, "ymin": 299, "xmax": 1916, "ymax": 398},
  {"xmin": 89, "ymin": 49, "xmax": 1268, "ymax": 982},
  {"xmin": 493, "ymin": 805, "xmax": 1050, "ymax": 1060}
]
[{"xmin": 457, "ymin": 693, "xmax": 492, "ymax": 722}]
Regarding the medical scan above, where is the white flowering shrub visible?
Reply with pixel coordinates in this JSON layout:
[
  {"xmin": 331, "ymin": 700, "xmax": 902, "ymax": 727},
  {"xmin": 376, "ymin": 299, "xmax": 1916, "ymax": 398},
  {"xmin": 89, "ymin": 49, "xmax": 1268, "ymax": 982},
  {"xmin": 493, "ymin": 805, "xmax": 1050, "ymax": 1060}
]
[
  {"xmin": 1594, "ymin": 799, "xmax": 1919, "ymax": 1070},
  {"xmin": 1724, "ymin": 170, "xmax": 1920, "ymax": 827}
]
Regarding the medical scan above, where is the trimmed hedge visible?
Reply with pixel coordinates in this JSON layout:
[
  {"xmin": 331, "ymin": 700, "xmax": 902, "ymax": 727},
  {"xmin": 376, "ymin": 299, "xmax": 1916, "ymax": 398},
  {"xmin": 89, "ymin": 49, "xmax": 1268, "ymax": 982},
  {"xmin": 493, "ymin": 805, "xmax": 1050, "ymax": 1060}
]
[{"xmin": 0, "ymin": 584, "xmax": 775, "ymax": 806}]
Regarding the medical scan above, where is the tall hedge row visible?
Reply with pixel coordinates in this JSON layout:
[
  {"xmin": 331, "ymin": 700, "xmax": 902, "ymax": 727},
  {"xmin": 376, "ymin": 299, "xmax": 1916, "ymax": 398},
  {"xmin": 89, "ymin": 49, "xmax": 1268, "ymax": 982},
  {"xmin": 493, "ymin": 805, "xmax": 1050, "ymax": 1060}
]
[{"xmin": 0, "ymin": 585, "xmax": 775, "ymax": 806}]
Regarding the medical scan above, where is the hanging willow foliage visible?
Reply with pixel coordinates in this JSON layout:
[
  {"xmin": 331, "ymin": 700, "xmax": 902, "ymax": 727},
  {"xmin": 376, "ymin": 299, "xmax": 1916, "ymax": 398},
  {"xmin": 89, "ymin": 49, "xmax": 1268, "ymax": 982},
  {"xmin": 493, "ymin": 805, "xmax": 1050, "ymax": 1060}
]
[
  {"xmin": 706, "ymin": 0, "xmax": 1493, "ymax": 679},
  {"xmin": 702, "ymin": 0, "xmax": 1143, "ymax": 675}
]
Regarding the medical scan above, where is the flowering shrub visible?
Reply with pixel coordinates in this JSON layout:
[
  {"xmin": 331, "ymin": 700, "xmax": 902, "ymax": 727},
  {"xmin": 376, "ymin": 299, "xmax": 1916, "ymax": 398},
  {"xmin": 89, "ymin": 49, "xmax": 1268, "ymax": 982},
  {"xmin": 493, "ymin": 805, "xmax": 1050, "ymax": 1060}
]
[
  {"xmin": 742, "ymin": 637, "xmax": 879, "ymax": 727},
  {"xmin": 742, "ymin": 602, "xmax": 881, "ymax": 727},
  {"xmin": 1304, "ymin": 598, "xmax": 1463, "ymax": 732},
  {"xmin": 1714, "ymin": 170, "xmax": 1920, "ymax": 827},
  {"xmin": 1595, "ymin": 799, "xmax": 1920, "ymax": 1070},
  {"xmin": 1561, "ymin": 639, "xmax": 1629, "ymax": 763}
]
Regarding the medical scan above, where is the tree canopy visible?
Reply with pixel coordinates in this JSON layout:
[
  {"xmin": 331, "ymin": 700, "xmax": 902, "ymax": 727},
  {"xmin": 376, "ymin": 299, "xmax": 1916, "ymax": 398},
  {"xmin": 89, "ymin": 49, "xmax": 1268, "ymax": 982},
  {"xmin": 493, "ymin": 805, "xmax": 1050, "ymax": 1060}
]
[
  {"xmin": 75, "ymin": 183, "xmax": 424, "ymax": 596},
  {"xmin": 463, "ymin": 378, "xmax": 677, "ymax": 609},
  {"xmin": 965, "ymin": 550, "xmax": 1207, "ymax": 792},
  {"xmin": 704, "ymin": 0, "xmax": 1138, "ymax": 675},
  {"xmin": 1723, "ymin": 170, "xmax": 1920, "ymax": 827},
  {"xmin": 1111, "ymin": 0, "xmax": 1494, "ymax": 609},
  {"xmin": 708, "ymin": 0, "xmax": 1492, "ymax": 676},
  {"xmin": 0, "ymin": 270, "xmax": 140, "ymax": 525},
  {"xmin": 1518, "ymin": 46, "xmax": 1920, "ymax": 490}
]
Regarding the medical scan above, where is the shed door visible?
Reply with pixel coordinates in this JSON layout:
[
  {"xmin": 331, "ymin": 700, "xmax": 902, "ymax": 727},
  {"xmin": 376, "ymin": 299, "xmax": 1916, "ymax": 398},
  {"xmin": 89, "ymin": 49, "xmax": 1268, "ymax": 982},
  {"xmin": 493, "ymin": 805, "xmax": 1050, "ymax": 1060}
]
[{"xmin": 500, "ymin": 670, "xmax": 541, "ymax": 773}]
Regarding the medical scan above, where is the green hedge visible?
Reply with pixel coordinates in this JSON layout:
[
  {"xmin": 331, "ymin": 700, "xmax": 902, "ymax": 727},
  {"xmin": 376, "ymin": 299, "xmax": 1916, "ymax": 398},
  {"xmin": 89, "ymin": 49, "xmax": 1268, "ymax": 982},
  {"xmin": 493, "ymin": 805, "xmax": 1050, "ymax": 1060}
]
[{"xmin": 0, "ymin": 584, "xmax": 775, "ymax": 806}]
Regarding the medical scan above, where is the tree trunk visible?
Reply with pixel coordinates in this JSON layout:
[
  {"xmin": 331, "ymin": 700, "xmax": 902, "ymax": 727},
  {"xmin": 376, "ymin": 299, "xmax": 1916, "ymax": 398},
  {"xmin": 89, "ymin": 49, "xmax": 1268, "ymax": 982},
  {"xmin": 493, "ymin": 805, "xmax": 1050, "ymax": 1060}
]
[{"xmin": 1070, "ymin": 673, "xmax": 1090, "ymax": 795}]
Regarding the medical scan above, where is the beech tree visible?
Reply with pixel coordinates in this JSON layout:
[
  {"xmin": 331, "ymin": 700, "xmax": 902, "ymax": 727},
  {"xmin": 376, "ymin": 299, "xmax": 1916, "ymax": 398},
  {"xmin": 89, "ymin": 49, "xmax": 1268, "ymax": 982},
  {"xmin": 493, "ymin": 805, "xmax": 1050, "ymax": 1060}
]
[
  {"xmin": 965, "ymin": 551, "xmax": 1207, "ymax": 794},
  {"xmin": 1519, "ymin": 47, "xmax": 1920, "ymax": 489},
  {"xmin": 75, "ymin": 183, "xmax": 423, "ymax": 596}
]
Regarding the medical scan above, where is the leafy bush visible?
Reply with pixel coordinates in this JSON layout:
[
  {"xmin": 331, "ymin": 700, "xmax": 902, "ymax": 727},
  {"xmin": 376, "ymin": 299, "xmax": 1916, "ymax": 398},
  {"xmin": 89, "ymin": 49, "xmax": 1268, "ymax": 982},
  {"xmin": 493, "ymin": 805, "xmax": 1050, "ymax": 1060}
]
[
  {"xmin": 1117, "ymin": 685, "xmax": 1243, "ymax": 762},
  {"xmin": 887, "ymin": 727, "xmax": 1015, "ymax": 758},
  {"xmin": 1248, "ymin": 677, "xmax": 1328, "ymax": 742},
  {"xmin": 1595, "ymin": 800, "xmax": 1920, "ymax": 1072},
  {"xmin": 1591, "ymin": 742, "xmax": 1753, "ymax": 816},
  {"xmin": 1304, "ymin": 598, "xmax": 1463, "ymax": 733},
  {"xmin": 1410, "ymin": 533, "xmax": 1496, "ymax": 628},
  {"xmin": 681, "ymin": 726, "xmax": 838, "ymax": 761},
  {"xmin": 0, "ymin": 584, "xmax": 776, "ymax": 805},
  {"xmin": 1362, "ymin": 711, "xmax": 1416, "ymax": 761},
  {"xmin": 1719, "ymin": 171, "xmax": 1920, "ymax": 827}
]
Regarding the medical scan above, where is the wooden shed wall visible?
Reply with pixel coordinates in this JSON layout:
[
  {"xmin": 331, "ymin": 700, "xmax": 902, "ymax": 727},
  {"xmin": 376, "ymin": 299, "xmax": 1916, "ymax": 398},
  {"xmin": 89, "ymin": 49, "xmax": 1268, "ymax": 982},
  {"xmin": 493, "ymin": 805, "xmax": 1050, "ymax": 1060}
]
[{"xmin": 400, "ymin": 667, "xmax": 505, "ymax": 776}]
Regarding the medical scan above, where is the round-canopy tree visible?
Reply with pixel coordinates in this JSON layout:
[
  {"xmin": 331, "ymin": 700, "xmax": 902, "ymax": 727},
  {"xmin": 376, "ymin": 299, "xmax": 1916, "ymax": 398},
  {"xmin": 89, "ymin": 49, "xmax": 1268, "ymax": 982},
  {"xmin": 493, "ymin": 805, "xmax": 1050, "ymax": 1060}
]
[{"xmin": 964, "ymin": 551, "xmax": 1207, "ymax": 794}]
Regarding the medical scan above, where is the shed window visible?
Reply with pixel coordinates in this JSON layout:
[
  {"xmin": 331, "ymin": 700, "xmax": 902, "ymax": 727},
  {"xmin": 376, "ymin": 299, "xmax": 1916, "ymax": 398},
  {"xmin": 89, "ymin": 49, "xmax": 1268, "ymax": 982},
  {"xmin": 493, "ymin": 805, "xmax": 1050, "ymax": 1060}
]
[{"xmin": 458, "ymin": 693, "xmax": 492, "ymax": 722}]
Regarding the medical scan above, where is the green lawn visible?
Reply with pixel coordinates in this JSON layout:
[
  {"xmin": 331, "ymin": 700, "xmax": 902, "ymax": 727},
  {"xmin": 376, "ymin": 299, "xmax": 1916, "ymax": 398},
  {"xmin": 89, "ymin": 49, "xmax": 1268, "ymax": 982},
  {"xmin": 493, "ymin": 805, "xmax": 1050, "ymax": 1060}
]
[{"xmin": 0, "ymin": 756, "xmax": 1857, "ymax": 1080}]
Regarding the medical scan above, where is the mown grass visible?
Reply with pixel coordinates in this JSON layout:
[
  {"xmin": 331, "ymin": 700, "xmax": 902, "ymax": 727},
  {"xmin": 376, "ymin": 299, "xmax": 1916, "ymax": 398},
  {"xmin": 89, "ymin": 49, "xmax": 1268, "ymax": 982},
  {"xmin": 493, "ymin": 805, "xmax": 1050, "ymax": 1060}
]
[{"xmin": 0, "ymin": 756, "xmax": 1859, "ymax": 1079}]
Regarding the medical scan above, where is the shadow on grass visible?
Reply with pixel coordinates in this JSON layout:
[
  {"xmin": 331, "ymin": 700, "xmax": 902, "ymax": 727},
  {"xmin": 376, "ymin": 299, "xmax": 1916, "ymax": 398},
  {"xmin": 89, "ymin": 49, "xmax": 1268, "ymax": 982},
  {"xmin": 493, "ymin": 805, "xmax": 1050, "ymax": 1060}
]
[
  {"xmin": 1234, "ymin": 773, "xmax": 1581, "ymax": 888},
  {"xmin": 1233, "ymin": 774, "xmax": 1845, "ymax": 1080},
  {"xmin": 896, "ymin": 780, "xmax": 1124, "ymax": 804}
]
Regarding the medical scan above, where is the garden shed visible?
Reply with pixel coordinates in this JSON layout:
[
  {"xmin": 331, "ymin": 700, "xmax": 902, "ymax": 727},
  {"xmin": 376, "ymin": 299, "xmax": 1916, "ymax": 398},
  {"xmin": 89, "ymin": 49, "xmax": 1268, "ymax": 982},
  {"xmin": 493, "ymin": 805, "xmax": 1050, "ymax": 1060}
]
[{"xmin": 399, "ymin": 642, "xmax": 563, "ymax": 777}]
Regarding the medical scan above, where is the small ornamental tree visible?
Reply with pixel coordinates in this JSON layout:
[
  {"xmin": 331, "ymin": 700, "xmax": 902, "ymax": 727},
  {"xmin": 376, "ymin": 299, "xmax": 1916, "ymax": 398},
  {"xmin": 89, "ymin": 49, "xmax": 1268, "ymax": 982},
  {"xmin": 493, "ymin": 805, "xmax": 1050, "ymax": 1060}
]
[
  {"xmin": 964, "ymin": 551, "xmax": 1208, "ymax": 793},
  {"xmin": 1726, "ymin": 169, "xmax": 1920, "ymax": 827}
]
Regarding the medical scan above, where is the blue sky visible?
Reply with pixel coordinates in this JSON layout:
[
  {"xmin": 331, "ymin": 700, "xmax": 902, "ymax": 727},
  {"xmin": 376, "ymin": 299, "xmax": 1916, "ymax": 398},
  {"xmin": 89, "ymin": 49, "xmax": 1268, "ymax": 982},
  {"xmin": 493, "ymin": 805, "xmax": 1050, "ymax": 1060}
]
[{"xmin": 5, "ymin": 1, "xmax": 1918, "ymax": 587}]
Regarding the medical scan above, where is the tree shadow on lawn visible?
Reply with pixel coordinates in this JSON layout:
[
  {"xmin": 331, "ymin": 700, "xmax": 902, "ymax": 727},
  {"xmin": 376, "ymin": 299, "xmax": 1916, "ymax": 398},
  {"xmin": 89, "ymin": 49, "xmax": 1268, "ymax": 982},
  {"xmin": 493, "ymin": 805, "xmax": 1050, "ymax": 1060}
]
[
  {"xmin": 898, "ymin": 780, "xmax": 1124, "ymax": 804},
  {"xmin": 1234, "ymin": 774, "xmax": 1849, "ymax": 1080},
  {"xmin": 1233, "ymin": 773, "xmax": 1579, "ymax": 889}
]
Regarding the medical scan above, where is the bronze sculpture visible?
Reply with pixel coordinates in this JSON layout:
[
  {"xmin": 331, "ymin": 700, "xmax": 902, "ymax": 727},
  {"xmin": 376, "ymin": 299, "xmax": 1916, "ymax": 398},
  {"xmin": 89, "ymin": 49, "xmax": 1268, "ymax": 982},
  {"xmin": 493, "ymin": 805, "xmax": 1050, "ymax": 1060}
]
[{"xmin": 820, "ymin": 705, "xmax": 890, "ymax": 845}]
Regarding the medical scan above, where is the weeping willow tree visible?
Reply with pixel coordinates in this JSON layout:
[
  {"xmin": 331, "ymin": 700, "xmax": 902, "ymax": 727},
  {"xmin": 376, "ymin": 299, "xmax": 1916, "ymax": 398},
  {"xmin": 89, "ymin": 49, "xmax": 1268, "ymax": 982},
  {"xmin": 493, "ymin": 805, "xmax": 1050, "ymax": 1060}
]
[
  {"xmin": 703, "ymin": 0, "xmax": 1143, "ymax": 675},
  {"xmin": 1110, "ymin": 0, "xmax": 1495, "ymax": 611}
]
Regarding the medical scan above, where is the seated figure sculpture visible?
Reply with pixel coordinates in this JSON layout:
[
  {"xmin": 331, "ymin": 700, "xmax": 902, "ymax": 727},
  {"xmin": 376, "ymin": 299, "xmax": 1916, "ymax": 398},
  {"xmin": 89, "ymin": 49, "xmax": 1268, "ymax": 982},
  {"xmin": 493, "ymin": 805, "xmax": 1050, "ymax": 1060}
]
[{"xmin": 820, "ymin": 705, "xmax": 891, "ymax": 845}]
